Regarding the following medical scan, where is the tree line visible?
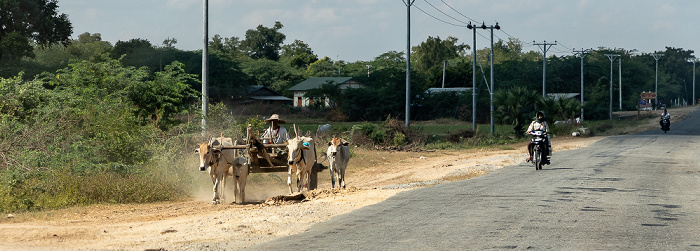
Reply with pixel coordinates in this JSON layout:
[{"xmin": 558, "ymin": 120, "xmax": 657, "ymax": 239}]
[
  {"xmin": 1, "ymin": 0, "xmax": 697, "ymax": 212},
  {"xmin": 3, "ymin": 20, "xmax": 696, "ymax": 124}
]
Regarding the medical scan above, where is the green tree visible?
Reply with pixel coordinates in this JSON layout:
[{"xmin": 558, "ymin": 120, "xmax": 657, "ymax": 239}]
[
  {"xmin": 425, "ymin": 58, "xmax": 471, "ymax": 88},
  {"xmin": 112, "ymin": 38, "xmax": 159, "ymax": 70},
  {"xmin": 241, "ymin": 21, "xmax": 286, "ymax": 60},
  {"xmin": 306, "ymin": 57, "xmax": 339, "ymax": 77},
  {"xmin": 281, "ymin": 39, "xmax": 318, "ymax": 69},
  {"xmin": 162, "ymin": 37, "xmax": 177, "ymax": 48},
  {"xmin": 493, "ymin": 38, "xmax": 524, "ymax": 63},
  {"xmin": 373, "ymin": 51, "xmax": 405, "ymax": 70},
  {"xmin": 243, "ymin": 58, "xmax": 303, "ymax": 93},
  {"xmin": 0, "ymin": 0, "xmax": 73, "ymax": 60},
  {"xmin": 494, "ymin": 86, "xmax": 539, "ymax": 136},
  {"xmin": 659, "ymin": 47, "xmax": 694, "ymax": 103},
  {"xmin": 210, "ymin": 34, "xmax": 246, "ymax": 60},
  {"xmin": 126, "ymin": 62, "xmax": 200, "ymax": 130},
  {"xmin": 411, "ymin": 36, "xmax": 467, "ymax": 74},
  {"xmin": 66, "ymin": 32, "xmax": 113, "ymax": 62}
]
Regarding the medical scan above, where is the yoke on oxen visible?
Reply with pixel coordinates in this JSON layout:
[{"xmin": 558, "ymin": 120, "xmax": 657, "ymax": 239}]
[{"xmin": 213, "ymin": 124, "xmax": 323, "ymax": 191}]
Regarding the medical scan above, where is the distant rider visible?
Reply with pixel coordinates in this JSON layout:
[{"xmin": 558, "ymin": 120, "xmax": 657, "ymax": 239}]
[
  {"xmin": 526, "ymin": 111, "xmax": 551, "ymax": 164},
  {"xmin": 660, "ymin": 108, "xmax": 671, "ymax": 130}
]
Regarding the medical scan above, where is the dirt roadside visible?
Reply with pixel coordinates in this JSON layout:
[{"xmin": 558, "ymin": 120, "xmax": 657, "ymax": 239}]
[{"xmin": 0, "ymin": 106, "xmax": 695, "ymax": 250}]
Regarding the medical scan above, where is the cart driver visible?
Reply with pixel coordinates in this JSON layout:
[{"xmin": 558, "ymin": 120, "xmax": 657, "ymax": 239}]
[
  {"xmin": 262, "ymin": 114, "xmax": 289, "ymax": 144},
  {"xmin": 261, "ymin": 114, "xmax": 289, "ymax": 165}
]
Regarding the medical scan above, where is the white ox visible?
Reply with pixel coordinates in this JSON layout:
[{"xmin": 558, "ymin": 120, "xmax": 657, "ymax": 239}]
[
  {"xmin": 286, "ymin": 136, "xmax": 316, "ymax": 194},
  {"xmin": 327, "ymin": 138, "xmax": 350, "ymax": 189},
  {"xmin": 194, "ymin": 137, "xmax": 249, "ymax": 204}
]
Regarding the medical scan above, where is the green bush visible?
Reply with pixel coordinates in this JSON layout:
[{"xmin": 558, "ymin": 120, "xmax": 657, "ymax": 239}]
[{"xmin": 0, "ymin": 58, "xmax": 200, "ymax": 213}]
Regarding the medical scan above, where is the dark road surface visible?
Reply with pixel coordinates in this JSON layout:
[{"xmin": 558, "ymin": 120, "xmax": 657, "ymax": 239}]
[{"xmin": 253, "ymin": 108, "xmax": 700, "ymax": 250}]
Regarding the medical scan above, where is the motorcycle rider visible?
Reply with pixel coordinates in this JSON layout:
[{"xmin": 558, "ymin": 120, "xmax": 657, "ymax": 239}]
[
  {"xmin": 660, "ymin": 108, "xmax": 671, "ymax": 130},
  {"xmin": 525, "ymin": 111, "xmax": 551, "ymax": 164}
]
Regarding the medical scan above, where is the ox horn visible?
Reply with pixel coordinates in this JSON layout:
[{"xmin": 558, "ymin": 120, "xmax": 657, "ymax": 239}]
[{"xmin": 294, "ymin": 124, "xmax": 299, "ymax": 138}]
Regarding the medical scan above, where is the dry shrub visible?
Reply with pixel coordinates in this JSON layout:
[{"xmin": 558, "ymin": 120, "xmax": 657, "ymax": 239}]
[
  {"xmin": 325, "ymin": 108, "xmax": 348, "ymax": 122},
  {"xmin": 447, "ymin": 129, "xmax": 475, "ymax": 142},
  {"xmin": 348, "ymin": 131, "xmax": 374, "ymax": 147}
]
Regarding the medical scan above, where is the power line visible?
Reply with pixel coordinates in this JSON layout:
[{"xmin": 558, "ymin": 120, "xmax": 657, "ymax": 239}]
[
  {"xmin": 439, "ymin": 0, "xmax": 477, "ymax": 23},
  {"xmin": 476, "ymin": 30, "xmax": 490, "ymax": 40},
  {"xmin": 423, "ymin": 0, "xmax": 468, "ymax": 25},
  {"xmin": 556, "ymin": 41, "xmax": 573, "ymax": 51},
  {"xmin": 413, "ymin": 2, "xmax": 466, "ymax": 27},
  {"xmin": 499, "ymin": 29, "xmax": 517, "ymax": 39}
]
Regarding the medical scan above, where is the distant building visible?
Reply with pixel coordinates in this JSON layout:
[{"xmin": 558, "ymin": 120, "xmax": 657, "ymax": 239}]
[
  {"xmin": 287, "ymin": 77, "xmax": 364, "ymax": 107},
  {"xmin": 238, "ymin": 85, "xmax": 292, "ymax": 105}
]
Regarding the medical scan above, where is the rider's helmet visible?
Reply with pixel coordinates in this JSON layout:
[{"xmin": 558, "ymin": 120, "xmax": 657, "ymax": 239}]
[{"xmin": 535, "ymin": 111, "xmax": 545, "ymax": 122}]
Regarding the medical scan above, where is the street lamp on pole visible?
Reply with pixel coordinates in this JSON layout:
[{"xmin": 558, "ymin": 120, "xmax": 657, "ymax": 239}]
[
  {"xmin": 605, "ymin": 54, "xmax": 620, "ymax": 120},
  {"xmin": 652, "ymin": 53, "xmax": 664, "ymax": 110}
]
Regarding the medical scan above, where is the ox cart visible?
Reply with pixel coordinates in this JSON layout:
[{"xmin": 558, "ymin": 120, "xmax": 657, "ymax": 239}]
[{"xmin": 217, "ymin": 124, "xmax": 324, "ymax": 191}]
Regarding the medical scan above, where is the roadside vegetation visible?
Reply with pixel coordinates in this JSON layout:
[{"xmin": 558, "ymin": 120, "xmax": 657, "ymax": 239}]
[{"xmin": 1, "ymin": 0, "xmax": 697, "ymax": 213}]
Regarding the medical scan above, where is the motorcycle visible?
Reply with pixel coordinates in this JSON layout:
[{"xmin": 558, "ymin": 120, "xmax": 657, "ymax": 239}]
[
  {"xmin": 528, "ymin": 130, "xmax": 550, "ymax": 170},
  {"xmin": 661, "ymin": 117, "xmax": 670, "ymax": 133}
]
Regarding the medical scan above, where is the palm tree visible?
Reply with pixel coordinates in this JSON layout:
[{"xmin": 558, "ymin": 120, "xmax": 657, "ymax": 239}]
[
  {"xmin": 537, "ymin": 97, "xmax": 558, "ymax": 125},
  {"xmin": 556, "ymin": 97, "xmax": 581, "ymax": 124},
  {"xmin": 494, "ymin": 86, "xmax": 539, "ymax": 137}
]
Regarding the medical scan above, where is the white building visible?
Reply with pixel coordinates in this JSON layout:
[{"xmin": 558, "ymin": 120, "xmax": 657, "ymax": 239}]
[{"xmin": 287, "ymin": 77, "xmax": 364, "ymax": 107}]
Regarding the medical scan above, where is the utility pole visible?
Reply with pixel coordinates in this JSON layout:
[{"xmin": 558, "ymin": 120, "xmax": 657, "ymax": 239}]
[
  {"xmin": 481, "ymin": 22, "xmax": 500, "ymax": 137},
  {"xmin": 403, "ymin": 0, "xmax": 416, "ymax": 128},
  {"xmin": 573, "ymin": 48, "xmax": 591, "ymax": 124},
  {"xmin": 618, "ymin": 57, "xmax": 622, "ymax": 110},
  {"xmin": 605, "ymin": 54, "xmax": 620, "ymax": 119},
  {"xmin": 688, "ymin": 58, "xmax": 697, "ymax": 106},
  {"xmin": 652, "ymin": 53, "xmax": 664, "ymax": 110},
  {"xmin": 366, "ymin": 65, "xmax": 371, "ymax": 78},
  {"xmin": 534, "ymin": 41, "xmax": 557, "ymax": 97},
  {"xmin": 201, "ymin": 0, "xmax": 209, "ymax": 135},
  {"xmin": 441, "ymin": 61, "xmax": 446, "ymax": 88},
  {"xmin": 467, "ymin": 22, "xmax": 478, "ymax": 132}
]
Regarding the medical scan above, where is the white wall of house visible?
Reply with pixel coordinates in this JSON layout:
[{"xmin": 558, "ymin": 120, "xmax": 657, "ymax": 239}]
[
  {"xmin": 293, "ymin": 91, "xmax": 332, "ymax": 107},
  {"xmin": 293, "ymin": 81, "xmax": 363, "ymax": 107},
  {"xmin": 293, "ymin": 91, "xmax": 307, "ymax": 107}
]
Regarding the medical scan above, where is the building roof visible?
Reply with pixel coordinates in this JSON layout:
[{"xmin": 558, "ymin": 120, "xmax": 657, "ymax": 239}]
[
  {"xmin": 248, "ymin": 96, "xmax": 292, "ymax": 101},
  {"xmin": 547, "ymin": 93, "xmax": 580, "ymax": 100},
  {"xmin": 426, "ymin": 87, "xmax": 472, "ymax": 93},
  {"xmin": 241, "ymin": 85, "xmax": 292, "ymax": 102},
  {"xmin": 247, "ymin": 85, "xmax": 283, "ymax": 96},
  {"xmin": 288, "ymin": 77, "xmax": 355, "ymax": 91}
]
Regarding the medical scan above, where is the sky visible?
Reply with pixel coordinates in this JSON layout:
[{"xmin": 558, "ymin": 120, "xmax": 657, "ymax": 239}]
[{"xmin": 58, "ymin": 0, "xmax": 700, "ymax": 62}]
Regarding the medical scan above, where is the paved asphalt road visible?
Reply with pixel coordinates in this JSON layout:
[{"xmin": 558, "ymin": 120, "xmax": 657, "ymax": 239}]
[{"xmin": 253, "ymin": 108, "xmax": 700, "ymax": 250}]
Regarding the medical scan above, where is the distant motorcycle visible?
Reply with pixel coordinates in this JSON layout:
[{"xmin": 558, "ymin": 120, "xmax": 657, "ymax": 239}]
[
  {"xmin": 661, "ymin": 118, "xmax": 670, "ymax": 133},
  {"xmin": 528, "ymin": 130, "xmax": 550, "ymax": 170}
]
